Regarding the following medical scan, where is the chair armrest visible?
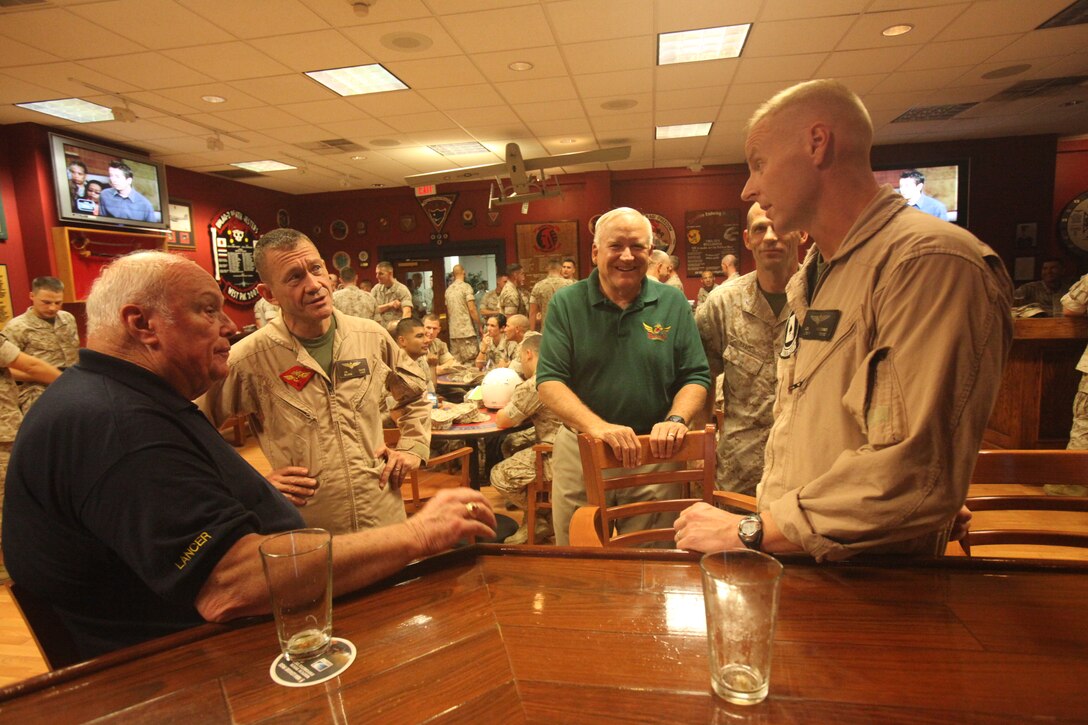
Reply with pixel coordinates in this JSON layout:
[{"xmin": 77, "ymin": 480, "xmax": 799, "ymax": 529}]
[
  {"xmin": 425, "ymin": 446, "xmax": 474, "ymax": 467},
  {"xmin": 712, "ymin": 490, "xmax": 757, "ymax": 513},
  {"xmin": 569, "ymin": 506, "xmax": 605, "ymax": 547}
]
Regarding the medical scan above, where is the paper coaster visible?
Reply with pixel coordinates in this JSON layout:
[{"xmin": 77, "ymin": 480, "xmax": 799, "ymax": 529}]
[{"xmin": 269, "ymin": 637, "xmax": 356, "ymax": 687}]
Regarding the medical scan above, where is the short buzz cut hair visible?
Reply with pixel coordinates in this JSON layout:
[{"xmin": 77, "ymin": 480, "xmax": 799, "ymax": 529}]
[
  {"xmin": 547, "ymin": 258, "xmax": 562, "ymax": 271},
  {"xmin": 747, "ymin": 79, "xmax": 873, "ymax": 161},
  {"xmin": 506, "ymin": 262, "xmax": 522, "ymax": 275},
  {"xmin": 253, "ymin": 228, "xmax": 312, "ymax": 281},
  {"xmin": 562, "ymin": 256, "xmax": 576, "ymax": 265},
  {"xmin": 395, "ymin": 317, "xmax": 423, "ymax": 339},
  {"xmin": 423, "ymin": 313, "xmax": 441, "ymax": 324},
  {"xmin": 31, "ymin": 276, "xmax": 64, "ymax": 293},
  {"xmin": 592, "ymin": 207, "xmax": 651, "ymax": 248},
  {"xmin": 340, "ymin": 266, "xmax": 356, "ymax": 283},
  {"xmin": 521, "ymin": 333, "xmax": 542, "ymax": 356},
  {"xmin": 376, "ymin": 261, "xmax": 394, "ymax": 273}
]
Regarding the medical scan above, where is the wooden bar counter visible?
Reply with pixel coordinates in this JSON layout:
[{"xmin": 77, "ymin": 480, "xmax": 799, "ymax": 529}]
[
  {"xmin": 1, "ymin": 547, "xmax": 1086, "ymax": 723},
  {"xmin": 984, "ymin": 316, "xmax": 1088, "ymax": 449}
]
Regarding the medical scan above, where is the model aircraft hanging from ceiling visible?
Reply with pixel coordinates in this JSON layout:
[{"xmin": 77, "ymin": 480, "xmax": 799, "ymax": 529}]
[{"xmin": 404, "ymin": 142, "xmax": 631, "ymax": 211}]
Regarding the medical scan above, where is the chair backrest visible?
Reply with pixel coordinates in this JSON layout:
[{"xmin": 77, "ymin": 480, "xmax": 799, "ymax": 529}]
[
  {"xmin": 528, "ymin": 443, "xmax": 553, "ymax": 545},
  {"xmin": 576, "ymin": 425, "xmax": 715, "ymax": 547},
  {"xmin": 958, "ymin": 449, "xmax": 1088, "ymax": 557},
  {"xmin": 8, "ymin": 582, "xmax": 81, "ymax": 670}
]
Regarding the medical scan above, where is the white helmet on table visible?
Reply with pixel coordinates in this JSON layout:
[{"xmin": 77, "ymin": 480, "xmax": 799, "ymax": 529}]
[{"xmin": 480, "ymin": 367, "xmax": 522, "ymax": 409}]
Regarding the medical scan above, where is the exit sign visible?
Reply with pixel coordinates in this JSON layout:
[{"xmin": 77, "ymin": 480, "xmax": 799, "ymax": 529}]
[{"xmin": 414, "ymin": 185, "xmax": 436, "ymax": 197}]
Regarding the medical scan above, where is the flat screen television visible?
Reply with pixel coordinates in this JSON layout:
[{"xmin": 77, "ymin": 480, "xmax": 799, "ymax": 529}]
[
  {"xmin": 872, "ymin": 161, "xmax": 969, "ymax": 227},
  {"xmin": 48, "ymin": 132, "xmax": 169, "ymax": 232}
]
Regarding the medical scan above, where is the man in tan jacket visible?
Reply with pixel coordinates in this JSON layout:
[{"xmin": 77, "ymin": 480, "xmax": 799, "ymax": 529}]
[
  {"xmin": 200, "ymin": 229, "xmax": 432, "ymax": 534},
  {"xmin": 676, "ymin": 79, "xmax": 1012, "ymax": 561}
]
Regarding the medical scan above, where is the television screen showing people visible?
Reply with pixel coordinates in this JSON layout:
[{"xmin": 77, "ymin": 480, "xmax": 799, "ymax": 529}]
[{"xmin": 55, "ymin": 135, "xmax": 165, "ymax": 227}]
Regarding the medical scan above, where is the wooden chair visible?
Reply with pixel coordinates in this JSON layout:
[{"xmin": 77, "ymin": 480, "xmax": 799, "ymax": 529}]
[
  {"xmin": 383, "ymin": 429, "xmax": 474, "ymax": 514},
  {"xmin": 7, "ymin": 582, "xmax": 81, "ymax": 670},
  {"xmin": 951, "ymin": 449, "xmax": 1088, "ymax": 557},
  {"xmin": 570, "ymin": 425, "xmax": 716, "ymax": 547},
  {"xmin": 527, "ymin": 444, "xmax": 553, "ymax": 545},
  {"xmin": 219, "ymin": 414, "xmax": 248, "ymax": 447}
]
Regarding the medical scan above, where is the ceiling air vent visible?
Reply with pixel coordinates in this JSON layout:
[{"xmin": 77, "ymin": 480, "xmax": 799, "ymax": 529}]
[
  {"xmin": 1039, "ymin": 0, "xmax": 1088, "ymax": 29},
  {"xmin": 209, "ymin": 169, "xmax": 264, "ymax": 179},
  {"xmin": 891, "ymin": 103, "xmax": 978, "ymax": 123},
  {"xmin": 295, "ymin": 139, "xmax": 366, "ymax": 155},
  {"xmin": 989, "ymin": 76, "xmax": 1088, "ymax": 101}
]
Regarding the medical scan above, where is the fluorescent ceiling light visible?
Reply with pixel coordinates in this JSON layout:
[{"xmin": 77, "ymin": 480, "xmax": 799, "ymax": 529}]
[
  {"xmin": 656, "ymin": 123, "xmax": 713, "ymax": 139},
  {"xmin": 658, "ymin": 24, "xmax": 750, "ymax": 65},
  {"xmin": 16, "ymin": 98, "xmax": 113, "ymax": 123},
  {"xmin": 428, "ymin": 141, "xmax": 489, "ymax": 156},
  {"xmin": 306, "ymin": 64, "xmax": 408, "ymax": 96},
  {"xmin": 231, "ymin": 160, "xmax": 297, "ymax": 172}
]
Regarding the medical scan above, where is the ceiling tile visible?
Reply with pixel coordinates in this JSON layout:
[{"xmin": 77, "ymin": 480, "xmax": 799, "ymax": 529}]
[
  {"xmin": 279, "ymin": 99, "xmax": 373, "ymax": 125},
  {"xmin": 92, "ymin": 52, "xmax": 214, "ymax": 90},
  {"xmin": 179, "ymin": 0, "xmax": 331, "ymax": 39},
  {"xmin": 68, "ymin": 0, "xmax": 234, "ymax": 49},
  {"xmin": 743, "ymin": 16, "xmax": 855, "ymax": 57},
  {"xmin": 655, "ymin": 59, "xmax": 739, "ymax": 91},
  {"xmin": 0, "ymin": 36, "xmax": 60, "ymax": 68},
  {"xmin": 562, "ymin": 36, "xmax": 655, "ymax": 74},
  {"xmin": 440, "ymin": 5, "xmax": 556, "ymax": 53},
  {"xmin": 248, "ymin": 30, "xmax": 377, "ymax": 73},
  {"xmin": 345, "ymin": 89, "xmax": 437, "ymax": 117},
  {"xmin": 547, "ymin": 0, "xmax": 653, "ymax": 44},
  {"xmin": 381, "ymin": 112, "xmax": 461, "ymax": 133},
  {"xmin": 656, "ymin": 86, "xmax": 727, "ymax": 112},
  {"xmin": 163, "ymin": 43, "xmax": 293, "ymax": 82},
  {"xmin": 815, "ymin": 46, "xmax": 919, "ymax": 77},
  {"xmin": 417, "ymin": 84, "xmax": 506, "ymax": 110},
  {"xmin": 870, "ymin": 65, "xmax": 974, "ymax": 94},
  {"xmin": 575, "ymin": 69, "xmax": 654, "ymax": 99},
  {"xmin": 934, "ymin": 0, "xmax": 1073, "ymax": 41},
  {"xmin": 386, "ymin": 56, "xmax": 487, "ymax": 89},
  {"xmin": 229, "ymin": 75, "xmax": 335, "ymax": 105},
  {"xmin": 510, "ymin": 98, "xmax": 587, "ymax": 122},
  {"xmin": 757, "ymin": 0, "xmax": 868, "ymax": 21},
  {"xmin": 734, "ymin": 53, "xmax": 827, "ymax": 85},
  {"xmin": 987, "ymin": 25, "xmax": 1088, "ymax": 64},
  {"xmin": 590, "ymin": 111, "xmax": 653, "ymax": 133},
  {"xmin": 340, "ymin": 18, "xmax": 464, "ymax": 62},
  {"xmin": 496, "ymin": 76, "xmax": 579, "ymax": 104},
  {"xmin": 445, "ymin": 105, "xmax": 522, "ymax": 126},
  {"xmin": 837, "ymin": 5, "xmax": 969, "ymax": 50},
  {"xmin": 470, "ymin": 46, "xmax": 569, "ymax": 83},
  {"xmin": 6, "ymin": 61, "xmax": 143, "ymax": 97},
  {"xmin": 210, "ymin": 106, "xmax": 311, "ymax": 131},
  {"xmin": 0, "ymin": 7, "xmax": 144, "ymax": 60},
  {"xmin": 528, "ymin": 117, "xmax": 594, "ymax": 137},
  {"xmin": 150, "ymin": 84, "xmax": 267, "ymax": 113},
  {"xmin": 904, "ymin": 35, "xmax": 1018, "ymax": 71},
  {"xmin": 653, "ymin": 0, "xmax": 761, "ymax": 32}
]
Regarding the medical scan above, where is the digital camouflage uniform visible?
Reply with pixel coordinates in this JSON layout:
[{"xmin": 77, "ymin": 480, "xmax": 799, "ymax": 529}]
[
  {"xmin": 696, "ymin": 272, "xmax": 789, "ymax": 495},
  {"xmin": 490, "ymin": 374, "xmax": 560, "ymax": 511},
  {"xmin": 0, "ymin": 339, "xmax": 25, "ymax": 575},
  {"xmin": 2, "ymin": 309, "xmax": 78, "ymax": 412},
  {"xmin": 373, "ymin": 280, "xmax": 413, "ymax": 326},
  {"xmin": 499, "ymin": 280, "xmax": 529, "ymax": 317},
  {"xmin": 696, "ymin": 286, "xmax": 712, "ymax": 312},
  {"xmin": 529, "ymin": 275, "xmax": 573, "ymax": 328},
  {"xmin": 1062, "ymin": 275, "xmax": 1088, "ymax": 451},
  {"xmin": 333, "ymin": 285, "xmax": 377, "ymax": 321},
  {"xmin": 445, "ymin": 279, "xmax": 479, "ymax": 363}
]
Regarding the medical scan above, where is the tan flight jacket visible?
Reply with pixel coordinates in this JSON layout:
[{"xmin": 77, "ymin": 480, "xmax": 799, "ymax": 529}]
[
  {"xmin": 200, "ymin": 310, "xmax": 431, "ymax": 534},
  {"xmin": 759, "ymin": 187, "xmax": 1013, "ymax": 561}
]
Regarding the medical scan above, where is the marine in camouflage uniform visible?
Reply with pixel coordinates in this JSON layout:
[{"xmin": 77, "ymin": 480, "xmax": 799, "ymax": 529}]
[
  {"xmin": 499, "ymin": 265, "xmax": 530, "ymax": 317},
  {"xmin": 528, "ymin": 268, "xmax": 573, "ymax": 331},
  {"xmin": 490, "ymin": 374, "xmax": 559, "ymax": 507},
  {"xmin": 333, "ymin": 284, "xmax": 377, "ymax": 321},
  {"xmin": 445, "ymin": 270, "xmax": 481, "ymax": 363},
  {"xmin": 253, "ymin": 297, "xmax": 280, "ymax": 328},
  {"xmin": 696, "ymin": 271, "xmax": 790, "ymax": 495},
  {"xmin": 1062, "ymin": 274, "xmax": 1088, "ymax": 455},
  {"xmin": 3, "ymin": 303, "xmax": 79, "ymax": 413},
  {"xmin": 373, "ymin": 263, "xmax": 414, "ymax": 325}
]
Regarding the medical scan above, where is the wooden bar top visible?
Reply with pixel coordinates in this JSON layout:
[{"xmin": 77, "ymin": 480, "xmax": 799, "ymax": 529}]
[{"xmin": 2, "ymin": 548, "xmax": 1086, "ymax": 723}]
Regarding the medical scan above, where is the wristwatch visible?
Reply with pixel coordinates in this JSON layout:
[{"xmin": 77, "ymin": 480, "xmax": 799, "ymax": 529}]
[
  {"xmin": 738, "ymin": 514, "xmax": 764, "ymax": 551},
  {"xmin": 665, "ymin": 414, "xmax": 686, "ymax": 425}
]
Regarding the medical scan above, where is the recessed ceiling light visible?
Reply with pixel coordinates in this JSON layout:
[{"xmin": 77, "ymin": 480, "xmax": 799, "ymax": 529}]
[
  {"xmin": 16, "ymin": 98, "xmax": 113, "ymax": 123},
  {"xmin": 231, "ymin": 160, "xmax": 297, "ymax": 172},
  {"xmin": 882, "ymin": 23, "xmax": 914, "ymax": 37},
  {"xmin": 557, "ymin": 138, "xmax": 577, "ymax": 144},
  {"xmin": 201, "ymin": 95, "xmax": 226, "ymax": 104},
  {"xmin": 658, "ymin": 24, "xmax": 750, "ymax": 65},
  {"xmin": 306, "ymin": 64, "xmax": 408, "ymax": 97},
  {"xmin": 656, "ymin": 122, "xmax": 713, "ymax": 139},
  {"xmin": 428, "ymin": 141, "xmax": 489, "ymax": 156},
  {"xmin": 508, "ymin": 61, "xmax": 534, "ymax": 72},
  {"xmin": 351, "ymin": 155, "xmax": 367, "ymax": 161},
  {"xmin": 373, "ymin": 183, "xmax": 385, "ymax": 187},
  {"xmin": 601, "ymin": 98, "xmax": 638, "ymax": 111}
]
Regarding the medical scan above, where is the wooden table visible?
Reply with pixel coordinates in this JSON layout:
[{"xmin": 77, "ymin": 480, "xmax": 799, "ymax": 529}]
[{"xmin": 2, "ymin": 548, "xmax": 1086, "ymax": 723}]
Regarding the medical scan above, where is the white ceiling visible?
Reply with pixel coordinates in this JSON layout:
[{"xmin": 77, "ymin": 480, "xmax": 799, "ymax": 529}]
[{"xmin": 1, "ymin": 0, "xmax": 1085, "ymax": 194}]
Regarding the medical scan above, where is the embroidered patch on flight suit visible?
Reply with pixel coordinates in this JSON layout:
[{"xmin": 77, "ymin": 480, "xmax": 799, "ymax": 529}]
[
  {"xmin": 780, "ymin": 313, "xmax": 799, "ymax": 359},
  {"xmin": 799, "ymin": 309, "xmax": 841, "ymax": 341},
  {"xmin": 642, "ymin": 322, "xmax": 672, "ymax": 341},
  {"xmin": 335, "ymin": 359, "xmax": 370, "ymax": 381},
  {"xmin": 280, "ymin": 365, "xmax": 315, "ymax": 391}
]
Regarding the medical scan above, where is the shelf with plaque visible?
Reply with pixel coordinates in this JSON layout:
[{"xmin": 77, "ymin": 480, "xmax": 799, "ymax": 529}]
[{"xmin": 52, "ymin": 226, "xmax": 168, "ymax": 303}]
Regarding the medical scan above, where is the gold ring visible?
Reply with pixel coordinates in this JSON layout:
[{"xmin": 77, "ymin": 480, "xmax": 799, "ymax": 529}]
[{"xmin": 465, "ymin": 502, "xmax": 479, "ymax": 516}]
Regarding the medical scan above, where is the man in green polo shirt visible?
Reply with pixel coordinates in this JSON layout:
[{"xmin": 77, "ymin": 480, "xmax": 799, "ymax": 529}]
[{"xmin": 537, "ymin": 207, "xmax": 711, "ymax": 545}]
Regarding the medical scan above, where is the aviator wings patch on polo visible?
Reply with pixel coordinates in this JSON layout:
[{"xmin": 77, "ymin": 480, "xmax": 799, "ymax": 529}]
[
  {"xmin": 799, "ymin": 309, "xmax": 841, "ymax": 341},
  {"xmin": 642, "ymin": 322, "xmax": 672, "ymax": 341}
]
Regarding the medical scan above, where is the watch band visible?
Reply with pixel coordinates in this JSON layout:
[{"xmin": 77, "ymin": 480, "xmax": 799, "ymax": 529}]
[
  {"xmin": 665, "ymin": 414, "xmax": 686, "ymax": 425},
  {"xmin": 738, "ymin": 514, "xmax": 764, "ymax": 551}
]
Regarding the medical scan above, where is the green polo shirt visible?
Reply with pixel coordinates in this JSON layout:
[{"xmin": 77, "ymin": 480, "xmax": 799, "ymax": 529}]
[{"xmin": 537, "ymin": 269, "xmax": 710, "ymax": 434}]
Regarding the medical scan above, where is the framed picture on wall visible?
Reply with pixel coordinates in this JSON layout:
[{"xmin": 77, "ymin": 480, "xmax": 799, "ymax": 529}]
[
  {"xmin": 0, "ymin": 193, "xmax": 8, "ymax": 241},
  {"xmin": 0, "ymin": 264, "xmax": 13, "ymax": 326},
  {"xmin": 168, "ymin": 200, "xmax": 195, "ymax": 250}
]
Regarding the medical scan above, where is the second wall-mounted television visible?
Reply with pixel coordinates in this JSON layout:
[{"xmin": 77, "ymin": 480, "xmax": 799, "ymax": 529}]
[
  {"xmin": 49, "ymin": 132, "xmax": 170, "ymax": 232},
  {"xmin": 873, "ymin": 160, "xmax": 969, "ymax": 227}
]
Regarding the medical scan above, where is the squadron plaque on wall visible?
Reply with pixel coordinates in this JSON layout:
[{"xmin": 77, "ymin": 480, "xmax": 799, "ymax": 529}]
[
  {"xmin": 685, "ymin": 209, "xmax": 741, "ymax": 277},
  {"xmin": 210, "ymin": 209, "xmax": 261, "ymax": 304},
  {"xmin": 1059, "ymin": 191, "xmax": 1088, "ymax": 255}
]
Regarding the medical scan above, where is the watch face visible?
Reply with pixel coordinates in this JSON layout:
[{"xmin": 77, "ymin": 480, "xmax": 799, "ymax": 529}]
[{"xmin": 739, "ymin": 517, "xmax": 761, "ymax": 539}]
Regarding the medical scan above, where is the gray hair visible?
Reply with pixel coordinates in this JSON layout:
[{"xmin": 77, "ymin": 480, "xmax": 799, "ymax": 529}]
[
  {"xmin": 86, "ymin": 251, "xmax": 192, "ymax": 340},
  {"xmin": 592, "ymin": 207, "xmax": 651, "ymax": 248},
  {"xmin": 254, "ymin": 228, "xmax": 311, "ymax": 281}
]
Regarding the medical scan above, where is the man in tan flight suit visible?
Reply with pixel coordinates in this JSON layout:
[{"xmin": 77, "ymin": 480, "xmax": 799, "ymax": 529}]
[{"xmin": 200, "ymin": 229, "xmax": 431, "ymax": 534}]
